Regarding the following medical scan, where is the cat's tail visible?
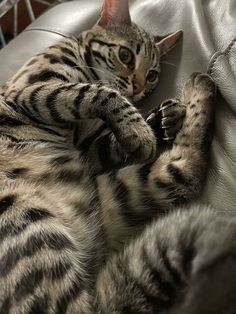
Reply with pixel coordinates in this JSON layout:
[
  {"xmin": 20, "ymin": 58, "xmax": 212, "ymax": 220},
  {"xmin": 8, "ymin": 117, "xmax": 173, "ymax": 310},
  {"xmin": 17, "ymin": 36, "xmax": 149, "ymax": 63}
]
[{"xmin": 95, "ymin": 206, "xmax": 236, "ymax": 314}]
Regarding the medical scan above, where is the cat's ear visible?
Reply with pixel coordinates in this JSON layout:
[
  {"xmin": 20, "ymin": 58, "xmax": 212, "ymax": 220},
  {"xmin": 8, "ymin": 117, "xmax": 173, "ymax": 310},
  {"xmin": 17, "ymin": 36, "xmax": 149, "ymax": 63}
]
[
  {"xmin": 155, "ymin": 30, "xmax": 183, "ymax": 56},
  {"xmin": 97, "ymin": 0, "xmax": 131, "ymax": 28}
]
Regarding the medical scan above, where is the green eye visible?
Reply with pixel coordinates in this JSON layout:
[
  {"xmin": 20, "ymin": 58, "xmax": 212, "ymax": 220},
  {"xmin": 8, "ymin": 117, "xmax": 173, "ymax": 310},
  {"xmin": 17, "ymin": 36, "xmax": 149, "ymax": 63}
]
[
  {"xmin": 147, "ymin": 70, "xmax": 159, "ymax": 83},
  {"xmin": 119, "ymin": 47, "xmax": 133, "ymax": 65}
]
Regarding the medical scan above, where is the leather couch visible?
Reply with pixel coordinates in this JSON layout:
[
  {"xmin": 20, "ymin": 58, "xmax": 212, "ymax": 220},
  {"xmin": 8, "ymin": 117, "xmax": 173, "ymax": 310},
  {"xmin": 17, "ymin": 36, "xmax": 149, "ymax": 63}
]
[{"xmin": 0, "ymin": 0, "xmax": 235, "ymax": 212}]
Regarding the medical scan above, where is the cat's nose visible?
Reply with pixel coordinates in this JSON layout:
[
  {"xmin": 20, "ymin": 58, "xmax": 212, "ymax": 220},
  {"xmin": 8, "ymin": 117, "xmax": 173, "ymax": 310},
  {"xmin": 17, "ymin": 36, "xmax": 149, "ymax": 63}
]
[{"xmin": 133, "ymin": 82, "xmax": 144, "ymax": 95}]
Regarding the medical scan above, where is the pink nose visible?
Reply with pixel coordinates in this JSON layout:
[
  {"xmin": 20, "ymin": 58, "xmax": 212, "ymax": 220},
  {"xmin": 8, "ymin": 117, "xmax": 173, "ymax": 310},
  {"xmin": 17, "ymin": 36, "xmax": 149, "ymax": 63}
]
[{"xmin": 133, "ymin": 83, "xmax": 144, "ymax": 95}]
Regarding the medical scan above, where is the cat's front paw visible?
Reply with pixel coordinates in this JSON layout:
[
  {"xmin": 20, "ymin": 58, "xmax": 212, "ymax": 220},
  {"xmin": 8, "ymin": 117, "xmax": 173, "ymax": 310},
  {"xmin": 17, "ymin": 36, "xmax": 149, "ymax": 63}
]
[
  {"xmin": 120, "ymin": 124, "xmax": 157, "ymax": 163},
  {"xmin": 147, "ymin": 98, "xmax": 186, "ymax": 142}
]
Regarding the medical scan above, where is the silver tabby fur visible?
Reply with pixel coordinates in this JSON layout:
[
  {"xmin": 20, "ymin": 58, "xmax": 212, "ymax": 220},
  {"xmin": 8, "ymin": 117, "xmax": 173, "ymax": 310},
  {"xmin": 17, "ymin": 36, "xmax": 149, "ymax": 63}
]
[{"xmin": 0, "ymin": 0, "xmax": 235, "ymax": 313}]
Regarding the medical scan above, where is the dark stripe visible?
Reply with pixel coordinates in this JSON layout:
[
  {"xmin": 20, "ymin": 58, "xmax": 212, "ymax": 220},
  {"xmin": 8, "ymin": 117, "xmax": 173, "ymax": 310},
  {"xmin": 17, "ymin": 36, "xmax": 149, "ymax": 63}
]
[
  {"xmin": 84, "ymin": 45, "xmax": 100, "ymax": 80},
  {"xmin": 92, "ymin": 51, "xmax": 107, "ymax": 64},
  {"xmin": 97, "ymin": 133, "xmax": 114, "ymax": 170},
  {"xmin": 117, "ymin": 78, "xmax": 128, "ymax": 89},
  {"xmin": 46, "ymin": 87, "xmax": 69, "ymax": 124},
  {"xmin": 57, "ymin": 169, "xmax": 84, "ymax": 184},
  {"xmin": 140, "ymin": 247, "xmax": 176, "ymax": 311},
  {"xmin": 159, "ymin": 247, "xmax": 183, "ymax": 287},
  {"xmin": 73, "ymin": 124, "xmax": 79, "ymax": 146},
  {"xmin": 167, "ymin": 163, "xmax": 187, "ymax": 185},
  {"xmin": 90, "ymin": 39, "xmax": 117, "ymax": 48},
  {"xmin": 18, "ymin": 100, "xmax": 44, "ymax": 125},
  {"xmin": 6, "ymin": 167, "xmax": 28, "ymax": 179},
  {"xmin": 25, "ymin": 207, "xmax": 54, "ymax": 222},
  {"xmin": 181, "ymin": 244, "xmax": 196, "ymax": 275},
  {"xmin": 64, "ymin": 40, "xmax": 75, "ymax": 49},
  {"xmin": 0, "ymin": 231, "xmax": 75, "ymax": 277},
  {"xmin": 61, "ymin": 56, "xmax": 78, "ymax": 68},
  {"xmin": 125, "ymin": 110, "xmax": 137, "ymax": 117},
  {"xmin": 27, "ymin": 58, "xmax": 38, "ymax": 66},
  {"xmin": 78, "ymin": 124, "xmax": 107, "ymax": 154},
  {"xmin": 33, "ymin": 124, "xmax": 63, "ymax": 137},
  {"xmin": 56, "ymin": 54, "xmax": 91, "ymax": 80},
  {"xmin": 4, "ymin": 133, "xmax": 60, "ymax": 147},
  {"xmin": 118, "ymin": 76, "xmax": 129, "ymax": 84},
  {"xmin": 138, "ymin": 163, "xmax": 153, "ymax": 182},
  {"xmin": 28, "ymin": 70, "xmax": 69, "ymax": 84},
  {"xmin": 129, "ymin": 117, "xmax": 141, "ymax": 123},
  {"xmin": 101, "ymin": 92, "xmax": 117, "ymax": 108},
  {"xmin": 50, "ymin": 155, "xmax": 73, "ymax": 166},
  {"xmin": 14, "ymin": 261, "xmax": 71, "ymax": 303},
  {"xmin": 15, "ymin": 268, "xmax": 44, "ymax": 302},
  {"xmin": 90, "ymin": 88, "xmax": 103, "ymax": 105},
  {"xmin": 74, "ymin": 65, "xmax": 90, "ymax": 81},
  {"xmin": 114, "ymin": 179, "xmax": 149, "ymax": 226},
  {"xmin": 0, "ymin": 297, "xmax": 10, "ymax": 314},
  {"xmin": 0, "ymin": 115, "xmax": 26, "ymax": 127},
  {"xmin": 44, "ymin": 53, "xmax": 62, "ymax": 64},
  {"xmin": 0, "ymin": 207, "xmax": 54, "ymax": 243},
  {"xmin": 136, "ymin": 43, "xmax": 141, "ymax": 54},
  {"xmin": 5, "ymin": 100, "xmax": 20, "ymax": 112},
  {"xmin": 28, "ymin": 295, "xmax": 49, "ymax": 314},
  {"xmin": 155, "ymin": 179, "xmax": 172, "ymax": 189},
  {"xmin": 74, "ymin": 85, "xmax": 91, "ymax": 110},
  {"xmin": 121, "ymin": 307, "xmax": 137, "ymax": 314},
  {"xmin": 60, "ymin": 47, "xmax": 77, "ymax": 59},
  {"xmin": 29, "ymin": 85, "xmax": 45, "ymax": 114},
  {"xmin": 0, "ymin": 195, "xmax": 15, "ymax": 215},
  {"xmin": 56, "ymin": 274, "xmax": 83, "ymax": 314}
]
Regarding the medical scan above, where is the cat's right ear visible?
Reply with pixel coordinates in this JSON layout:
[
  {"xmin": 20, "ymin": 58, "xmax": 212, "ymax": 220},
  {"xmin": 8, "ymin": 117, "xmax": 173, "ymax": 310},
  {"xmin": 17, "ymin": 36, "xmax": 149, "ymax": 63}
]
[
  {"xmin": 97, "ymin": 0, "xmax": 132, "ymax": 29},
  {"xmin": 155, "ymin": 30, "xmax": 183, "ymax": 56}
]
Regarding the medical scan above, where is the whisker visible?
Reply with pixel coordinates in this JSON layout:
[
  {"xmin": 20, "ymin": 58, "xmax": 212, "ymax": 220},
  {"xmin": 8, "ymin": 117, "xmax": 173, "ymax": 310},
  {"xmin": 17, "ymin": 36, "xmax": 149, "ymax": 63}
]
[
  {"xmin": 72, "ymin": 65, "xmax": 125, "ymax": 93},
  {"xmin": 160, "ymin": 61, "xmax": 177, "ymax": 68}
]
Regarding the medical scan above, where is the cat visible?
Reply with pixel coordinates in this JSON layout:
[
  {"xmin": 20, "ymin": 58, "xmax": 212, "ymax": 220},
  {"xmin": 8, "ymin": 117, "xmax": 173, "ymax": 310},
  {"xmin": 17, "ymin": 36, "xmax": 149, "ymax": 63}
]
[{"xmin": 0, "ymin": 0, "xmax": 235, "ymax": 313}]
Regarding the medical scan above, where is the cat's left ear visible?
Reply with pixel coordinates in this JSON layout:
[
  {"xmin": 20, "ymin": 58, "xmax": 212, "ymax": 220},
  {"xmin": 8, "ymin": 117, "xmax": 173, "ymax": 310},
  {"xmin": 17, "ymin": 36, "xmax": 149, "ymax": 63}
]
[
  {"xmin": 155, "ymin": 30, "xmax": 183, "ymax": 56},
  {"xmin": 97, "ymin": 0, "xmax": 131, "ymax": 28}
]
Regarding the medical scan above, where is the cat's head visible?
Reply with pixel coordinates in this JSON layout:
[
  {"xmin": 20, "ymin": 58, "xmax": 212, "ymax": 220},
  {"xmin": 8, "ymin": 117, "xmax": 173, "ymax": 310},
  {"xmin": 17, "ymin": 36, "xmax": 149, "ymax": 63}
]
[{"xmin": 80, "ymin": 0, "xmax": 182, "ymax": 102}]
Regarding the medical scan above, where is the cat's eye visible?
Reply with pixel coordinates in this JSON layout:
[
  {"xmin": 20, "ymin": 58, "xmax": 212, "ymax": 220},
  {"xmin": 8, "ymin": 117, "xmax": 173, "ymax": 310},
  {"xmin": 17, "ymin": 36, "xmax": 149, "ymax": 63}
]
[
  {"xmin": 146, "ymin": 70, "xmax": 159, "ymax": 83},
  {"xmin": 119, "ymin": 47, "xmax": 133, "ymax": 65}
]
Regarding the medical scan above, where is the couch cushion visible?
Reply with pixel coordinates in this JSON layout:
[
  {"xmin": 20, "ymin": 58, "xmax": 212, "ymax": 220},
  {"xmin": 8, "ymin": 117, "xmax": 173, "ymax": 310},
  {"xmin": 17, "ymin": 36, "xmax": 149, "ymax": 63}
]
[{"xmin": 0, "ymin": 0, "xmax": 235, "ymax": 212}]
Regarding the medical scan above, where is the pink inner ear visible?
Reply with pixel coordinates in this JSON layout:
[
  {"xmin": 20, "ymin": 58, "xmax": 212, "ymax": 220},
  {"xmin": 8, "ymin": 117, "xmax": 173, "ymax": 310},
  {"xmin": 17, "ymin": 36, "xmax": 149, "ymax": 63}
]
[
  {"xmin": 98, "ymin": 0, "xmax": 131, "ymax": 28},
  {"xmin": 156, "ymin": 30, "xmax": 183, "ymax": 56}
]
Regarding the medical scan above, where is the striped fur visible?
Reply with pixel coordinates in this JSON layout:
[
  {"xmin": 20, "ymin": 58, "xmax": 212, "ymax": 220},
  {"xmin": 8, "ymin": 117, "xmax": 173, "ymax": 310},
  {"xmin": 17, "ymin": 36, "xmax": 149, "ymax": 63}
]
[{"xmin": 0, "ymin": 2, "xmax": 234, "ymax": 312}]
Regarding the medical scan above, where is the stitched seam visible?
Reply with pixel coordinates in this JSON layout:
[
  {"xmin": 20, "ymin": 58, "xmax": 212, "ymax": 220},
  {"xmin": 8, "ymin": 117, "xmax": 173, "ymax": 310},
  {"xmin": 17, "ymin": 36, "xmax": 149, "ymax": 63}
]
[
  {"xmin": 207, "ymin": 36, "xmax": 236, "ymax": 76},
  {"xmin": 224, "ymin": 35, "xmax": 236, "ymax": 56},
  {"xmin": 207, "ymin": 51, "xmax": 223, "ymax": 76},
  {"xmin": 24, "ymin": 28, "xmax": 71, "ymax": 38}
]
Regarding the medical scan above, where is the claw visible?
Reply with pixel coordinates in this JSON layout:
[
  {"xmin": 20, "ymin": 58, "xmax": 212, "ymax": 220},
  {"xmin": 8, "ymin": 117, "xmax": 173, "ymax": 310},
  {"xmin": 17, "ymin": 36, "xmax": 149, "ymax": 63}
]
[
  {"xmin": 163, "ymin": 136, "xmax": 175, "ymax": 141},
  {"xmin": 146, "ymin": 112, "xmax": 156, "ymax": 123}
]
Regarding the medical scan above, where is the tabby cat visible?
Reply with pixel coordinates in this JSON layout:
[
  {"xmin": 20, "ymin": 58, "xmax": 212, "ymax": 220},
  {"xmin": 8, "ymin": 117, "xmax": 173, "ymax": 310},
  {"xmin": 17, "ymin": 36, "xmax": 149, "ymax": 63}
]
[{"xmin": 0, "ymin": 0, "xmax": 236, "ymax": 313}]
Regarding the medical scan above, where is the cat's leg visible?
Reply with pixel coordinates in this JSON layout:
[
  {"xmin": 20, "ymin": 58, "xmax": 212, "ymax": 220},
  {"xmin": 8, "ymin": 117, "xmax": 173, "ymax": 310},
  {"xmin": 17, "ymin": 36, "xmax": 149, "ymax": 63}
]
[
  {"xmin": 96, "ymin": 73, "xmax": 216, "ymax": 247},
  {"xmin": 80, "ymin": 98, "xmax": 186, "ymax": 172},
  {"xmin": 95, "ymin": 206, "xmax": 236, "ymax": 314},
  {"xmin": 10, "ymin": 82, "xmax": 156, "ymax": 164}
]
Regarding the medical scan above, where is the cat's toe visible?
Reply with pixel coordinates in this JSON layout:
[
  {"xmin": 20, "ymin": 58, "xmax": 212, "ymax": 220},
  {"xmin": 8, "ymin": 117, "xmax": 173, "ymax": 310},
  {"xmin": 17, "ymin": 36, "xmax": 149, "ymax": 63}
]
[{"xmin": 147, "ymin": 98, "xmax": 186, "ymax": 143}]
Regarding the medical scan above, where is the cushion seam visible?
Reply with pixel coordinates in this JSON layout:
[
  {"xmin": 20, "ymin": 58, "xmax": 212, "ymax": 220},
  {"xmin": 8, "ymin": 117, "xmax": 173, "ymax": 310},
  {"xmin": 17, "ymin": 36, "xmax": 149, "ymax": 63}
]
[
  {"xmin": 207, "ymin": 36, "xmax": 236, "ymax": 76},
  {"xmin": 24, "ymin": 27, "xmax": 71, "ymax": 38}
]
